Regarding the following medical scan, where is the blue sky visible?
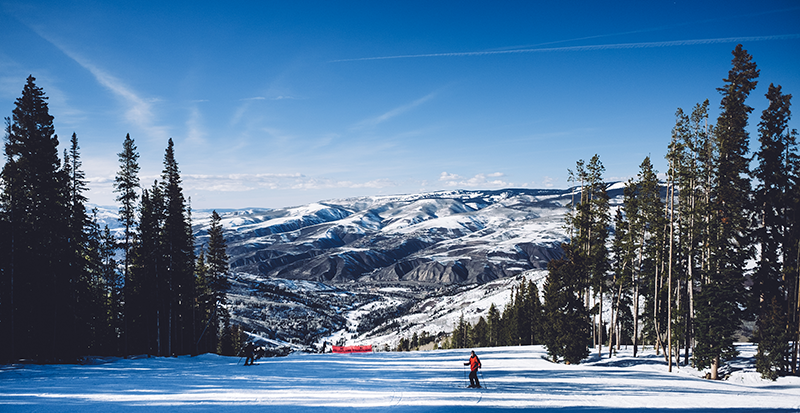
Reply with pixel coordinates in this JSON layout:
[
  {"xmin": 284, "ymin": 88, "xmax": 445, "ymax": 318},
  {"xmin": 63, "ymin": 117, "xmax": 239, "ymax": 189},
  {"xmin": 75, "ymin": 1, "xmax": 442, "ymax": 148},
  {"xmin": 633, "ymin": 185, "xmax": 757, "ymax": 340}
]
[{"xmin": 1, "ymin": 1, "xmax": 799, "ymax": 209}]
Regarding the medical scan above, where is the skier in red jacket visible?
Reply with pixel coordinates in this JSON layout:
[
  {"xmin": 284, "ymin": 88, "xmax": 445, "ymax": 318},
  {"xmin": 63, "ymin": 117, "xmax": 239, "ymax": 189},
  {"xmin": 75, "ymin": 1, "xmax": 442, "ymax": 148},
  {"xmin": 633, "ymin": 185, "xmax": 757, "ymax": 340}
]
[{"xmin": 464, "ymin": 350, "xmax": 482, "ymax": 388}]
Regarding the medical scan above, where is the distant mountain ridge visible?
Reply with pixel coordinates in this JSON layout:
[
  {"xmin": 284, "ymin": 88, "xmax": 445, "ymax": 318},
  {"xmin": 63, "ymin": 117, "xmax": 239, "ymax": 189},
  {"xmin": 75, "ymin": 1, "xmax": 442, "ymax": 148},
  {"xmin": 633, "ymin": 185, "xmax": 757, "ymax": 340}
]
[{"xmin": 192, "ymin": 188, "xmax": 584, "ymax": 285}]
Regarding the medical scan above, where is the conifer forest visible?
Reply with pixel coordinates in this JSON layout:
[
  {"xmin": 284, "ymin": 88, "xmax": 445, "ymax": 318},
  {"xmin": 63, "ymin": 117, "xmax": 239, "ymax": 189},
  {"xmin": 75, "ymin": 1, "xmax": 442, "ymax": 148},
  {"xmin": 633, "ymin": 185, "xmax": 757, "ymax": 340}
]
[{"xmin": 1, "ymin": 45, "xmax": 799, "ymax": 383}]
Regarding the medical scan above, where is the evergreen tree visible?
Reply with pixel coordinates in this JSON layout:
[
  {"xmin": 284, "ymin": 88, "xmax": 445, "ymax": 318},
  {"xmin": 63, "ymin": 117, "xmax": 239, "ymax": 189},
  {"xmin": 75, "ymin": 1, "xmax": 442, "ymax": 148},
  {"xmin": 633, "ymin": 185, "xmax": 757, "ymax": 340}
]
[
  {"xmin": 673, "ymin": 101, "xmax": 713, "ymax": 366},
  {"xmin": 0, "ymin": 76, "xmax": 71, "ymax": 361},
  {"xmin": 542, "ymin": 244, "xmax": 591, "ymax": 364},
  {"xmin": 500, "ymin": 289, "xmax": 517, "ymax": 346},
  {"xmin": 397, "ymin": 336, "xmax": 410, "ymax": 351},
  {"xmin": 515, "ymin": 282, "xmax": 531, "ymax": 345},
  {"xmin": 63, "ymin": 133, "xmax": 109, "ymax": 357},
  {"xmin": 609, "ymin": 207, "xmax": 633, "ymax": 356},
  {"xmin": 160, "ymin": 138, "xmax": 196, "ymax": 356},
  {"xmin": 587, "ymin": 156, "xmax": 611, "ymax": 355},
  {"xmin": 218, "ymin": 321, "xmax": 243, "ymax": 356},
  {"xmin": 129, "ymin": 181, "xmax": 166, "ymax": 355},
  {"xmin": 623, "ymin": 157, "xmax": 664, "ymax": 357},
  {"xmin": 754, "ymin": 297, "xmax": 791, "ymax": 380},
  {"xmin": 787, "ymin": 149, "xmax": 800, "ymax": 372},
  {"xmin": 200, "ymin": 210, "xmax": 231, "ymax": 354},
  {"xmin": 753, "ymin": 83, "xmax": 795, "ymax": 379},
  {"xmin": 80, "ymin": 209, "xmax": 117, "ymax": 355},
  {"xmin": 127, "ymin": 140, "xmax": 196, "ymax": 357},
  {"xmin": 64, "ymin": 133, "xmax": 90, "ymax": 236},
  {"xmin": 694, "ymin": 45, "xmax": 759, "ymax": 379},
  {"xmin": 568, "ymin": 156, "xmax": 610, "ymax": 356},
  {"xmin": 113, "ymin": 133, "xmax": 140, "ymax": 356},
  {"xmin": 206, "ymin": 211, "xmax": 230, "ymax": 290},
  {"xmin": 0, "ymin": 179, "xmax": 8, "ymax": 361},
  {"xmin": 471, "ymin": 317, "xmax": 489, "ymax": 348},
  {"xmin": 487, "ymin": 303, "xmax": 501, "ymax": 347},
  {"xmin": 450, "ymin": 313, "xmax": 472, "ymax": 349},
  {"xmin": 663, "ymin": 109, "xmax": 688, "ymax": 371},
  {"xmin": 527, "ymin": 279, "xmax": 543, "ymax": 345},
  {"xmin": 97, "ymin": 222, "xmax": 121, "ymax": 354},
  {"xmin": 788, "ymin": 131, "xmax": 800, "ymax": 374},
  {"xmin": 195, "ymin": 248, "xmax": 213, "ymax": 354}
]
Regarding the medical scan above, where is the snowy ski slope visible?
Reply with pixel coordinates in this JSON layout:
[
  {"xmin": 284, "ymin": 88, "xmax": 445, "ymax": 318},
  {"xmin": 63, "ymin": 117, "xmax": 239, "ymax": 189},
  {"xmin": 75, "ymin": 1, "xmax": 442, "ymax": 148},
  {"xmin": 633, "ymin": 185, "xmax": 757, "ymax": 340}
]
[{"xmin": 2, "ymin": 344, "xmax": 798, "ymax": 412}]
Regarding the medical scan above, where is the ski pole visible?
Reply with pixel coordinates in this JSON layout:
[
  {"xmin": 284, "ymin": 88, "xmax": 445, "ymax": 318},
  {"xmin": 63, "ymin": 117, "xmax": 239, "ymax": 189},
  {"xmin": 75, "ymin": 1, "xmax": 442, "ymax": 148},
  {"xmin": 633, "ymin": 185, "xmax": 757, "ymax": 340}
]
[
  {"xmin": 462, "ymin": 365, "xmax": 467, "ymax": 387},
  {"xmin": 479, "ymin": 370, "xmax": 488, "ymax": 389}
]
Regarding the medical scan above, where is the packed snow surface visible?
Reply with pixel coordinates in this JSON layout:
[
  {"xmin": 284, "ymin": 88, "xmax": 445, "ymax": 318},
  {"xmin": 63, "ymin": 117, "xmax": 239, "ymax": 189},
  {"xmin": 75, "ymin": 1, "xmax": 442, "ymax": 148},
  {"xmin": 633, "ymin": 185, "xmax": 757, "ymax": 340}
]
[{"xmin": 2, "ymin": 344, "xmax": 798, "ymax": 412}]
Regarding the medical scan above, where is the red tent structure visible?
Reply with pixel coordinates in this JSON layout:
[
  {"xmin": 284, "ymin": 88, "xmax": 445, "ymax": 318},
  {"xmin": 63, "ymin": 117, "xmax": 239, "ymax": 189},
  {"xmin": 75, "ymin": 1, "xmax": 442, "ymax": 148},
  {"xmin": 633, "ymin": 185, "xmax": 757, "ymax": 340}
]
[{"xmin": 332, "ymin": 345, "xmax": 373, "ymax": 354}]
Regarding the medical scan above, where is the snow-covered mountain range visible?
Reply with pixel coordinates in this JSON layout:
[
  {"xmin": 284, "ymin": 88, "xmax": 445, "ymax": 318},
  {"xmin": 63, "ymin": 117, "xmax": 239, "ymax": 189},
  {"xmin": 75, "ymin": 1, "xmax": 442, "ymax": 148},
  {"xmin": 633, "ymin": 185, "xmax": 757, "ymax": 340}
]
[{"xmin": 193, "ymin": 188, "xmax": 581, "ymax": 285}]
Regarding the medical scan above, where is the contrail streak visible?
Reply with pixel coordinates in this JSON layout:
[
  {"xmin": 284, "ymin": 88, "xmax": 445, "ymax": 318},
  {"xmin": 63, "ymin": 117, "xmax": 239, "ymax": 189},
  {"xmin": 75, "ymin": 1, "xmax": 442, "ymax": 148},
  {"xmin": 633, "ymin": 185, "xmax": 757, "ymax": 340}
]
[{"xmin": 331, "ymin": 34, "xmax": 800, "ymax": 63}]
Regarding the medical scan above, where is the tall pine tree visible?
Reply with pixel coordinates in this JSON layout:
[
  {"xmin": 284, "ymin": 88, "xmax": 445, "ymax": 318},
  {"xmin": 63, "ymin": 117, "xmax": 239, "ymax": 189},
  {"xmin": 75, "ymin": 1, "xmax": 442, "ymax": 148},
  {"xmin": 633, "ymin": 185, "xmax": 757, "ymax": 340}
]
[
  {"xmin": 694, "ymin": 44, "xmax": 758, "ymax": 380},
  {"xmin": 113, "ymin": 133, "xmax": 140, "ymax": 356},
  {"xmin": 160, "ymin": 138, "xmax": 196, "ymax": 356},
  {"xmin": 675, "ymin": 101, "xmax": 713, "ymax": 366},
  {"xmin": 753, "ymin": 83, "xmax": 795, "ymax": 379},
  {"xmin": 542, "ymin": 244, "xmax": 591, "ymax": 364},
  {"xmin": 63, "ymin": 132, "xmax": 105, "ymax": 357},
  {"xmin": 197, "ymin": 210, "xmax": 231, "ymax": 354},
  {"xmin": 625, "ymin": 156, "xmax": 663, "ymax": 358},
  {"xmin": 0, "ymin": 76, "xmax": 71, "ymax": 361},
  {"xmin": 567, "ymin": 155, "xmax": 610, "ymax": 357},
  {"xmin": 129, "ymin": 181, "xmax": 166, "ymax": 355}
]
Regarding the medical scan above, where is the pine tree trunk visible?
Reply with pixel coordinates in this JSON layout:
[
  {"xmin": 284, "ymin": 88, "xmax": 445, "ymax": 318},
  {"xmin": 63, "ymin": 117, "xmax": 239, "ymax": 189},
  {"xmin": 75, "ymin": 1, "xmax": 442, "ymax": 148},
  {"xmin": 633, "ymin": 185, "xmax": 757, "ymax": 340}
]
[
  {"xmin": 598, "ymin": 283, "xmax": 603, "ymax": 358},
  {"xmin": 704, "ymin": 119, "xmax": 713, "ymax": 286},
  {"xmin": 634, "ymin": 231, "xmax": 645, "ymax": 358},
  {"xmin": 794, "ymin": 250, "xmax": 800, "ymax": 373},
  {"xmin": 655, "ymin": 267, "xmax": 661, "ymax": 357},
  {"xmin": 609, "ymin": 281, "xmax": 623, "ymax": 357},
  {"xmin": 9, "ymin": 206, "xmax": 15, "ymax": 362},
  {"xmin": 686, "ymin": 168, "xmax": 697, "ymax": 367},
  {"xmin": 668, "ymin": 178, "xmax": 675, "ymax": 372},
  {"xmin": 711, "ymin": 355, "xmax": 720, "ymax": 380},
  {"xmin": 688, "ymin": 275, "xmax": 695, "ymax": 367},
  {"xmin": 167, "ymin": 305, "xmax": 172, "ymax": 356},
  {"xmin": 157, "ymin": 309, "xmax": 161, "ymax": 356},
  {"xmin": 633, "ymin": 277, "xmax": 639, "ymax": 357}
]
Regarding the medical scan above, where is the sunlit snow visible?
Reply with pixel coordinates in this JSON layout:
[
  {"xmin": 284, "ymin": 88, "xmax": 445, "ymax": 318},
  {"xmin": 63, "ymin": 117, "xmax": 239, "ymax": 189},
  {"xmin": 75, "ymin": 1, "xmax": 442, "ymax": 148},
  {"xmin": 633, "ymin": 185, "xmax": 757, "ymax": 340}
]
[{"xmin": 2, "ymin": 345, "xmax": 797, "ymax": 412}]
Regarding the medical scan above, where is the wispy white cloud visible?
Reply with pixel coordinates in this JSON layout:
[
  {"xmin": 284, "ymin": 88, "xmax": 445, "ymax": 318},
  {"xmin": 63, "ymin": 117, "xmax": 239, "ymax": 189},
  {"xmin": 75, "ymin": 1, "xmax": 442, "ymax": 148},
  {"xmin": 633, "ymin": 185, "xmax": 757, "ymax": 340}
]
[
  {"xmin": 229, "ymin": 95, "xmax": 301, "ymax": 127},
  {"xmin": 231, "ymin": 97, "xmax": 267, "ymax": 126},
  {"xmin": 332, "ymin": 34, "xmax": 800, "ymax": 63},
  {"xmin": 541, "ymin": 176, "xmax": 556, "ymax": 188},
  {"xmin": 353, "ymin": 91, "xmax": 438, "ymax": 129},
  {"xmin": 175, "ymin": 173, "xmax": 398, "ymax": 192},
  {"xmin": 230, "ymin": 101, "xmax": 250, "ymax": 127},
  {"xmin": 439, "ymin": 172, "xmax": 463, "ymax": 181},
  {"xmin": 28, "ymin": 27, "xmax": 169, "ymax": 140},
  {"xmin": 185, "ymin": 105, "xmax": 205, "ymax": 144},
  {"xmin": 439, "ymin": 171, "xmax": 509, "ymax": 188}
]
